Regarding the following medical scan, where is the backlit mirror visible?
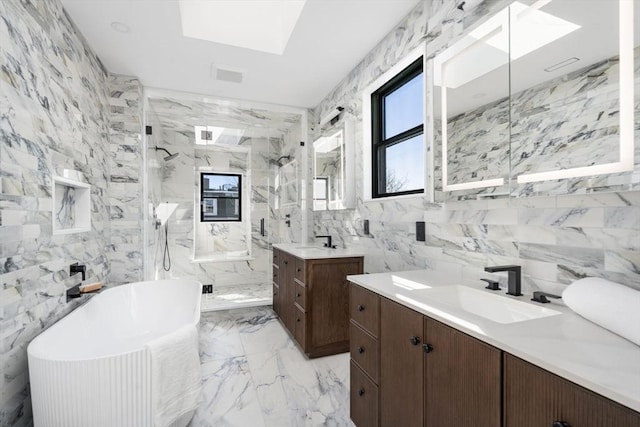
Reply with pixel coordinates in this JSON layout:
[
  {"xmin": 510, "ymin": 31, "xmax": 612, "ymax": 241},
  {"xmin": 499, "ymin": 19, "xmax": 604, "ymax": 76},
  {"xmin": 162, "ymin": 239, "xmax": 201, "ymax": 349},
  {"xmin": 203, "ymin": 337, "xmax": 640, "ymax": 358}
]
[
  {"xmin": 313, "ymin": 118, "xmax": 355, "ymax": 210},
  {"xmin": 511, "ymin": 0, "xmax": 637, "ymax": 195},
  {"xmin": 433, "ymin": 0, "xmax": 637, "ymax": 199}
]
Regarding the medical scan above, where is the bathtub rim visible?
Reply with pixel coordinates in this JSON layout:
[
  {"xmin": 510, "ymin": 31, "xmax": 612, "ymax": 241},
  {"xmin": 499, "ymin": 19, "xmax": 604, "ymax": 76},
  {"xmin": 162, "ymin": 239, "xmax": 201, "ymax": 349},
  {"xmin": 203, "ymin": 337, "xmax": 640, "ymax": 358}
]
[{"xmin": 27, "ymin": 278, "xmax": 202, "ymax": 363}]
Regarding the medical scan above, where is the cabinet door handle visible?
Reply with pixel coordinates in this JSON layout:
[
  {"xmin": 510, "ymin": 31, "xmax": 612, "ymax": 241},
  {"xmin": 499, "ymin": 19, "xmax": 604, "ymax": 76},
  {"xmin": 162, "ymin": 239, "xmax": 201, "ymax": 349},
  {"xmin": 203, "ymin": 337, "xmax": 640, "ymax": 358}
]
[
  {"xmin": 357, "ymin": 304, "xmax": 365, "ymax": 312},
  {"xmin": 296, "ymin": 293, "xmax": 301, "ymax": 297},
  {"xmin": 358, "ymin": 389, "xmax": 365, "ymax": 397},
  {"xmin": 423, "ymin": 343, "xmax": 433, "ymax": 353},
  {"xmin": 552, "ymin": 422, "xmax": 571, "ymax": 427},
  {"xmin": 358, "ymin": 346, "xmax": 365, "ymax": 354},
  {"xmin": 297, "ymin": 268, "xmax": 301, "ymax": 272},
  {"xmin": 297, "ymin": 318, "xmax": 301, "ymax": 322},
  {"xmin": 284, "ymin": 260, "xmax": 288, "ymax": 265},
  {"xmin": 410, "ymin": 336, "xmax": 421, "ymax": 346}
]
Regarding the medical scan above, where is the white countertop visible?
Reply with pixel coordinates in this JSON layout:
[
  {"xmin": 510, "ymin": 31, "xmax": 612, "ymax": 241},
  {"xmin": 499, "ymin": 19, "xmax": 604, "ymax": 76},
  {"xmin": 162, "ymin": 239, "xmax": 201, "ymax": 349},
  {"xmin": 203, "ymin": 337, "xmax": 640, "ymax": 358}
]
[
  {"xmin": 347, "ymin": 270, "xmax": 640, "ymax": 413},
  {"xmin": 273, "ymin": 243, "xmax": 365, "ymax": 260}
]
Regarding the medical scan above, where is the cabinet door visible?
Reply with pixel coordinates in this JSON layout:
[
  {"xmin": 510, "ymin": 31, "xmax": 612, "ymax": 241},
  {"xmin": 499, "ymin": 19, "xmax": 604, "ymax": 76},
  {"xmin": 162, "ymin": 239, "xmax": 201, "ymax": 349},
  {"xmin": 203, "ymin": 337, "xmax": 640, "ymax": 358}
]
[
  {"xmin": 424, "ymin": 318, "xmax": 501, "ymax": 427},
  {"xmin": 380, "ymin": 298, "xmax": 424, "ymax": 427},
  {"xmin": 504, "ymin": 354, "xmax": 640, "ymax": 427}
]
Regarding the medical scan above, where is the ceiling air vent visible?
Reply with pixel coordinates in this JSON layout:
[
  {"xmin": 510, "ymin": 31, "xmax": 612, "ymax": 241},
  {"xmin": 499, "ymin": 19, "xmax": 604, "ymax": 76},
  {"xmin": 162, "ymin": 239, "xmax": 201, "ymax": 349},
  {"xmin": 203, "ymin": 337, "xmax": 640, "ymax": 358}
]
[{"xmin": 212, "ymin": 64, "xmax": 245, "ymax": 84}]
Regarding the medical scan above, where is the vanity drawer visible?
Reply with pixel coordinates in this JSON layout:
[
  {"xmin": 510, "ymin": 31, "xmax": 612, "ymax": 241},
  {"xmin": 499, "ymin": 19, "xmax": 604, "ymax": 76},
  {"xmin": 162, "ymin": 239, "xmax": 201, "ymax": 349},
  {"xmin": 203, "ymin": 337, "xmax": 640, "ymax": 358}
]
[
  {"xmin": 294, "ymin": 280, "xmax": 306, "ymax": 310},
  {"xmin": 350, "ymin": 283, "xmax": 380, "ymax": 338},
  {"xmin": 294, "ymin": 306, "xmax": 306, "ymax": 347},
  {"xmin": 350, "ymin": 321, "xmax": 379, "ymax": 383},
  {"xmin": 294, "ymin": 257, "xmax": 305, "ymax": 282},
  {"xmin": 350, "ymin": 360, "xmax": 379, "ymax": 427}
]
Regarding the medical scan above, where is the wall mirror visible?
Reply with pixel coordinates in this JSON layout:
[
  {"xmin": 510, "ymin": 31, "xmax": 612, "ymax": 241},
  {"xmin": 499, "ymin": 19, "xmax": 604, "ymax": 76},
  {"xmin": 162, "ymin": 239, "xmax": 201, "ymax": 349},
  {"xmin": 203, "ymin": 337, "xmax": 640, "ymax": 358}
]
[
  {"xmin": 313, "ymin": 118, "xmax": 355, "ymax": 210},
  {"xmin": 433, "ymin": 0, "xmax": 637, "ymax": 200}
]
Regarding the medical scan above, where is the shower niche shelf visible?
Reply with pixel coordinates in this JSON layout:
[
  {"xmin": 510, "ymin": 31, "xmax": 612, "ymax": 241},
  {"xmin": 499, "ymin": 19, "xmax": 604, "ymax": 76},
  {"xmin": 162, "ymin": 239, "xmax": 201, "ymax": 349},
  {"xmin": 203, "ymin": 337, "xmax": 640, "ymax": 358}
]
[{"xmin": 52, "ymin": 176, "xmax": 91, "ymax": 235}]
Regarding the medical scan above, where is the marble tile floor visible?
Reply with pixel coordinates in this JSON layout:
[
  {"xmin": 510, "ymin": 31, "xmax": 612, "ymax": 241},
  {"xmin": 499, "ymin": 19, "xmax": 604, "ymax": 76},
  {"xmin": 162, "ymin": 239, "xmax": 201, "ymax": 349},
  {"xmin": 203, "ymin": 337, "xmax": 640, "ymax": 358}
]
[
  {"xmin": 201, "ymin": 284, "xmax": 273, "ymax": 312},
  {"xmin": 190, "ymin": 306, "xmax": 354, "ymax": 427}
]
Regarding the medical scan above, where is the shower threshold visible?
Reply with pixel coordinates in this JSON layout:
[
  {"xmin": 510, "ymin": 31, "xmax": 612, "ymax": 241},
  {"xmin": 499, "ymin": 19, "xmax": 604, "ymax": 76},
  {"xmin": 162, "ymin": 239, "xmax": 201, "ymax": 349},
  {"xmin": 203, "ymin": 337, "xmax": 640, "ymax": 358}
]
[{"xmin": 201, "ymin": 283, "xmax": 272, "ymax": 312}]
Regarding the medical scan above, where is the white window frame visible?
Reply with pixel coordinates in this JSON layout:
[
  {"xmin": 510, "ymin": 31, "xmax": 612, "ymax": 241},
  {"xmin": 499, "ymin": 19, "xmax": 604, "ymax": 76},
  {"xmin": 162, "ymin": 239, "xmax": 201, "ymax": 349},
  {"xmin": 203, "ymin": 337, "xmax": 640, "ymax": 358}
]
[{"xmin": 362, "ymin": 42, "xmax": 430, "ymax": 202}]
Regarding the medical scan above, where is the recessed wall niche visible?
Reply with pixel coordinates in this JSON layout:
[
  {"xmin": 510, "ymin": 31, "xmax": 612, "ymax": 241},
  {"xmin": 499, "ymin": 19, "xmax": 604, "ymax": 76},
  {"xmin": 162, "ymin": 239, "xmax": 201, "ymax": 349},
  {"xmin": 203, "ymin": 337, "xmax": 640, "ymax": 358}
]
[{"xmin": 52, "ymin": 175, "xmax": 91, "ymax": 234}]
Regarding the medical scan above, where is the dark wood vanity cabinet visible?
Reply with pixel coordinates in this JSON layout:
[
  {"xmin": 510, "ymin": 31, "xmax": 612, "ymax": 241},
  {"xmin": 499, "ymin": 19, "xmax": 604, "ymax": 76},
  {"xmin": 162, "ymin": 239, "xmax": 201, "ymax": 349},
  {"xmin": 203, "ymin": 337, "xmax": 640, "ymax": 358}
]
[
  {"xmin": 504, "ymin": 354, "xmax": 640, "ymax": 427},
  {"xmin": 272, "ymin": 248, "xmax": 363, "ymax": 358},
  {"xmin": 350, "ymin": 284, "xmax": 501, "ymax": 427},
  {"xmin": 378, "ymin": 299, "xmax": 501, "ymax": 427},
  {"xmin": 349, "ymin": 282, "xmax": 640, "ymax": 427},
  {"xmin": 350, "ymin": 284, "xmax": 381, "ymax": 427},
  {"xmin": 424, "ymin": 317, "xmax": 501, "ymax": 427},
  {"xmin": 380, "ymin": 298, "xmax": 424, "ymax": 427}
]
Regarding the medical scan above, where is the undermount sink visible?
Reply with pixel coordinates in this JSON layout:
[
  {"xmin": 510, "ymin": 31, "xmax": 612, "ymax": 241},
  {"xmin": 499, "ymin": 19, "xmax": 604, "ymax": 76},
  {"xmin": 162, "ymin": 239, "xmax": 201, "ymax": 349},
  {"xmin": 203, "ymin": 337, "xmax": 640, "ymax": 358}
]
[{"xmin": 417, "ymin": 285, "xmax": 562, "ymax": 324}]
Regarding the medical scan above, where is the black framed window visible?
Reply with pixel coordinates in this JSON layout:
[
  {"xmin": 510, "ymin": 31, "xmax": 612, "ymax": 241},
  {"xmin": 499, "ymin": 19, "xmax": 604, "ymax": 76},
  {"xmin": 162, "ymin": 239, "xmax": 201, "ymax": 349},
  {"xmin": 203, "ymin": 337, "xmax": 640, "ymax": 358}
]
[
  {"xmin": 371, "ymin": 57, "xmax": 424, "ymax": 198},
  {"xmin": 200, "ymin": 173, "xmax": 241, "ymax": 222}
]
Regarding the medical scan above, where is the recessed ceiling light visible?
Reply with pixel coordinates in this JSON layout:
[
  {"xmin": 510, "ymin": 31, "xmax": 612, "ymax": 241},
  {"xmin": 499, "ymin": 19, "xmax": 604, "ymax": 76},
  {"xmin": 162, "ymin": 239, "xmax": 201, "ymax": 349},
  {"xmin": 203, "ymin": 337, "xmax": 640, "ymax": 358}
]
[{"xmin": 110, "ymin": 21, "xmax": 130, "ymax": 33}]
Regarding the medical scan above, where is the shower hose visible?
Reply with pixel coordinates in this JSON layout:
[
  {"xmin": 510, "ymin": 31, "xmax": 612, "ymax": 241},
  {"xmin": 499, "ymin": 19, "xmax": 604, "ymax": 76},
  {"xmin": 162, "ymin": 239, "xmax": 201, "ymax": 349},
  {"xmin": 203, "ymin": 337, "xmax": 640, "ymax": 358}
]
[{"xmin": 163, "ymin": 221, "xmax": 171, "ymax": 271}]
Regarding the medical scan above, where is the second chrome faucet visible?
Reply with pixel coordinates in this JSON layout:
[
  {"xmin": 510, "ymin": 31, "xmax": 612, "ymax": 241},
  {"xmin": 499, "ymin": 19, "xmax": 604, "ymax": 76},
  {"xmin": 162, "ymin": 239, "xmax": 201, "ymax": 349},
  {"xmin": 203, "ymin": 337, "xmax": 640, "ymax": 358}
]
[{"xmin": 484, "ymin": 265, "xmax": 522, "ymax": 296}]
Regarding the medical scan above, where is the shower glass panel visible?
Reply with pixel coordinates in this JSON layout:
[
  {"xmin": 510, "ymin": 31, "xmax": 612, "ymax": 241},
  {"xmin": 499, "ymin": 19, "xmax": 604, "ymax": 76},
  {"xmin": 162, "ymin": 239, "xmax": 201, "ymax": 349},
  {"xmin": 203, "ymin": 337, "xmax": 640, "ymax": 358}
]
[{"xmin": 144, "ymin": 93, "xmax": 305, "ymax": 312}]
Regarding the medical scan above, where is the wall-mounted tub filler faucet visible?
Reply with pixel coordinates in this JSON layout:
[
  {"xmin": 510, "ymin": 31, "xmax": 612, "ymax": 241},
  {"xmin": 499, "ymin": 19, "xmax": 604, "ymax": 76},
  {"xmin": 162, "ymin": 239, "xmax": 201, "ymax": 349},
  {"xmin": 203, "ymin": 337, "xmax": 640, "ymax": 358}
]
[
  {"xmin": 70, "ymin": 262, "xmax": 86, "ymax": 281},
  {"xmin": 484, "ymin": 265, "xmax": 522, "ymax": 296},
  {"xmin": 316, "ymin": 235, "xmax": 336, "ymax": 249}
]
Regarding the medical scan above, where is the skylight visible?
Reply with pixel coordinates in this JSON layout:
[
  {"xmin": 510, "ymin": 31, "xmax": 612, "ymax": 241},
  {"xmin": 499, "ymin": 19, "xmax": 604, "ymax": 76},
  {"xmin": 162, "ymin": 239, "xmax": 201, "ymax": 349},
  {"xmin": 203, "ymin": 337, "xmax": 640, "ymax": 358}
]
[
  {"xmin": 195, "ymin": 126, "xmax": 245, "ymax": 145},
  {"xmin": 178, "ymin": 0, "xmax": 307, "ymax": 55}
]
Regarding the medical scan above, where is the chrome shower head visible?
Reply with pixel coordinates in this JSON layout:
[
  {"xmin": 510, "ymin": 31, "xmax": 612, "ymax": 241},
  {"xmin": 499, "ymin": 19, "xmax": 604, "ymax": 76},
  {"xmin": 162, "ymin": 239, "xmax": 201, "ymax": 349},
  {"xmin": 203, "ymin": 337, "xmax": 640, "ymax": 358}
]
[{"xmin": 155, "ymin": 146, "xmax": 180, "ymax": 162}]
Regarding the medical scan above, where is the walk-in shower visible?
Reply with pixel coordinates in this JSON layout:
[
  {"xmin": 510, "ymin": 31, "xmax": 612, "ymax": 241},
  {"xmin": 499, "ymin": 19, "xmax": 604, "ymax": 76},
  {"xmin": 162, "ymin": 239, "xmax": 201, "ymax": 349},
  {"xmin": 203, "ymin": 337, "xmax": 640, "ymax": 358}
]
[{"xmin": 144, "ymin": 92, "xmax": 308, "ymax": 312}]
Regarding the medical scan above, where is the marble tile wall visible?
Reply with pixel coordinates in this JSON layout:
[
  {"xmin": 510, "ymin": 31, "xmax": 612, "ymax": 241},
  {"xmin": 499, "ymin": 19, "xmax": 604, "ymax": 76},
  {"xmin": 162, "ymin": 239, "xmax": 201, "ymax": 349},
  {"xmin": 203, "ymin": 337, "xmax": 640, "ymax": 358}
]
[
  {"xmin": 108, "ymin": 75, "xmax": 144, "ymax": 286},
  {"xmin": 312, "ymin": 0, "xmax": 640, "ymax": 294},
  {"xmin": 0, "ymin": 0, "xmax": 112, "ymax": 424}
]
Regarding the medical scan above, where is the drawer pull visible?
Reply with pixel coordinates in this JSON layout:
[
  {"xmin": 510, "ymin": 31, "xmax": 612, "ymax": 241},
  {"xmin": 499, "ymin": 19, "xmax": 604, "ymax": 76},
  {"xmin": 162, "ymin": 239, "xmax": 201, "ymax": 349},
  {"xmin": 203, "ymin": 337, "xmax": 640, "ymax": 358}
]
[
  {"xmin": 552, "ymin": 422, "xmax": 571, "ymax": 427},
  {"xmin": 297, "ymin": 318, "xmax": 301, "ymax": 322},
  {"xmin": 284, "ymin": 260, "xmax": 288, "ymax": 265},
  {"xmin": 410, "ymin": 336, "xmax": 421, "ymax": 346},
  {"xmin": 358, "ymin": 346, "xmax": 365, "ymax": 354},
  {"xmin": 297, "ymin": 268, "xmax": 301, "ymax": 272},
  {"xmin": 296, "ymin": 293, "xmax": 301, "ymax": 297},
  {"xmin": 357, "ymin": 304, "xmax": 365, "ymax": 312},
  {"xmin": 423, "ymin": 343, "xmax": 433, "ymax": 353},
  {"xmin": 358, "ymin": 389, "xmax": 365, "ymax": 397}
]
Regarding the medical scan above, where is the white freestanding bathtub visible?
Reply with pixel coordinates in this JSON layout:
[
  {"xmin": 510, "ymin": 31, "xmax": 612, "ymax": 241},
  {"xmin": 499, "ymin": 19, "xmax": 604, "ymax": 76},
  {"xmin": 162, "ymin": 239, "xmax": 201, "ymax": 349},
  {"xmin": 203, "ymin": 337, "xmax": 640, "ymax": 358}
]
[{"xmin": 28, "ymin": 279, "xmax": 202, "ymax": 427}]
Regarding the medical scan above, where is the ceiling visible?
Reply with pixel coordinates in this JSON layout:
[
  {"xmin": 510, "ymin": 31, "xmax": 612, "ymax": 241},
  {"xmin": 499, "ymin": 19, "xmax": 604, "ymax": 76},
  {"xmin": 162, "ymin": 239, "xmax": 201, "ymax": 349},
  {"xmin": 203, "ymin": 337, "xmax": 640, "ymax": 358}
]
[{"xmin": 60, "ymin": 0, "xmax": 421, "ymax": 108}]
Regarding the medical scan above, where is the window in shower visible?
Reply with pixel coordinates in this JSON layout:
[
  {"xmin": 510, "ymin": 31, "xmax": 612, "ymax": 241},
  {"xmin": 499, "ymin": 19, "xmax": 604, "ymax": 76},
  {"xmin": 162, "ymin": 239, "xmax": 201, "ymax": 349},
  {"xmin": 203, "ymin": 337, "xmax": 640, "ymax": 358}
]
[{"xmin": 200, "ymin": 173, "xmax": 242, "ymax": 222}]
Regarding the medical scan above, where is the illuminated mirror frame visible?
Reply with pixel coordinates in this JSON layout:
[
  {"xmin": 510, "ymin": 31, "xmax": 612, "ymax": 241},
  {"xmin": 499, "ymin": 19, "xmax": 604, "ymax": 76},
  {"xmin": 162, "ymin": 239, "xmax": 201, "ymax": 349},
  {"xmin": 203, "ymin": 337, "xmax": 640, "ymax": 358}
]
[
  {"xmin": 516, "ymin": 0, "xmax": 634, "ymax": 184},
  {"xmin": 434, "ymin": 0, "xmax": 635, "ymax": 192},
  {"xmin": 312, "ymin": 118, "xmax": 355, "ymax": 210},
  {"xmin": 434, "ymin": 30, "xmax": 506, "ymax": 192}
]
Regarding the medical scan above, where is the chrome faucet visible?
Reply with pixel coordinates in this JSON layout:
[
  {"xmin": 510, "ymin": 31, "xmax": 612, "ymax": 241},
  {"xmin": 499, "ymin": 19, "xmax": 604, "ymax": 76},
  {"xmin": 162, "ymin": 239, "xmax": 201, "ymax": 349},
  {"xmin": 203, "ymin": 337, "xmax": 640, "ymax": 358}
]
[
  {"xmin": 484, "ymin": 265, "xmax": 522, "ymax": 296},
  {"xmin": 316, "ymin": 235, "xmax": 336, "ymax": 249}
]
